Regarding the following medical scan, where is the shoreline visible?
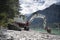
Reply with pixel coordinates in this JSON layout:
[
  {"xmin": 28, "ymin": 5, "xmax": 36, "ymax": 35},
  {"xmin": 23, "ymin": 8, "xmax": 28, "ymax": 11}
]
[{"xmin": 2, "ymin": 29, "xmax": 60, "ymax": 40}]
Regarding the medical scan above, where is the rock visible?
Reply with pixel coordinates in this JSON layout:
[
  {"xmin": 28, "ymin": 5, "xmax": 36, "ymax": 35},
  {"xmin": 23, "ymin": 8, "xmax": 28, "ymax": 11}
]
[{"xmin": 2, "ymin": 30, "xmax": 60, "ymax": 40}]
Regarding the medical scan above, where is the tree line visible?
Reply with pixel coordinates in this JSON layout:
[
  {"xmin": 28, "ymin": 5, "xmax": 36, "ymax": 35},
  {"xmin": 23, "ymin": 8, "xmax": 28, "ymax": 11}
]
[{"xmin": 0, "ymin": 0, "xmax": 20, "ymax": 27}]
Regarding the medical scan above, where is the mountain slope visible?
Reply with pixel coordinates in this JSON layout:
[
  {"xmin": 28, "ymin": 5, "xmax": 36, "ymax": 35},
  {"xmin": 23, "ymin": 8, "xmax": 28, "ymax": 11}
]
[
  {"xmin": 28, "ymin": 4, "xmax": 60, "ymax": 27},
  {"xmin": 29, "ymin": 4, "xmax": 60, "ymax": 23}
]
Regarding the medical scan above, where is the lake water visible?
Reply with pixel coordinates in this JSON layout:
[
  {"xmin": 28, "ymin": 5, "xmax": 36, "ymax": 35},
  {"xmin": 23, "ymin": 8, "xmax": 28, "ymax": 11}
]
[{"xmin": 30, "ymin": 27, "xmax": 60, "ymax": 35}]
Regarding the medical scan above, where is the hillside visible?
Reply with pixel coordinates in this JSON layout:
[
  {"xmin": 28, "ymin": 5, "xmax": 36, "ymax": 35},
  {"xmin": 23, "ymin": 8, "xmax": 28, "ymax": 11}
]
[{"xmin": 28, "ymin": 4, "xmax": 60, "ymax": 28}]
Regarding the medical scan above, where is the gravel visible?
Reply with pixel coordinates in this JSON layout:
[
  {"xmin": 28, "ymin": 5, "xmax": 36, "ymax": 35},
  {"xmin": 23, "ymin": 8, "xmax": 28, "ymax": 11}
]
[{"xmin": 1, "ymin": 30, "xmax": 60, "ymax": 40}]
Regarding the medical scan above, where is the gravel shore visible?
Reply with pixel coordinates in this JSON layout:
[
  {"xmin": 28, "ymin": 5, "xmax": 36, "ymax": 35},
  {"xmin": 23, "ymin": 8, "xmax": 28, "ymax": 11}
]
[{"xmin": 3, "ymin": 30, "xmax": 60, "ymax": 40}]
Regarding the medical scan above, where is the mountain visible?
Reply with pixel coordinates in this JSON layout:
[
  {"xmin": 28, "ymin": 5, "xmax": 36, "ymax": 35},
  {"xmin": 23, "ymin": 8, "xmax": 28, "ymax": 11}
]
[
  {"xmin": 42, "ymin": 4, "xmax": 60, "ymax": 23},
  {"xmin": 28, "ymin": 4, "xmax": 60, "ymax": 27},
  {"xmin": 30, "ymin": 4, "xmax": 60, "ymax": 23}
]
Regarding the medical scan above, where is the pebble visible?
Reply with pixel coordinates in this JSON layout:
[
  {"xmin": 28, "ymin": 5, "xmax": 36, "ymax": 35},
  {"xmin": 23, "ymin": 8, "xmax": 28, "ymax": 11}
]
[{"xmin": 2, "ymin": 30, "xmax": 60, "ymax": 40}]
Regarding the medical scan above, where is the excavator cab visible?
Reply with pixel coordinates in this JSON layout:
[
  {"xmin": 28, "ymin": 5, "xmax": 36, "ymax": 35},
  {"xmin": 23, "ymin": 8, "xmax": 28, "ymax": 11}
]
[{"xmin": 7, "ymin": 15, "xmax": 29, "ymax": 31}]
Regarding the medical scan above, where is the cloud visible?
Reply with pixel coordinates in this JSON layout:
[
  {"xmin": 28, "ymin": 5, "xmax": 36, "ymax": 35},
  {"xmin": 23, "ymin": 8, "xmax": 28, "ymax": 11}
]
[{"xmin": 19, "ymin": 0, "xmax": 60, "ymax": 15}]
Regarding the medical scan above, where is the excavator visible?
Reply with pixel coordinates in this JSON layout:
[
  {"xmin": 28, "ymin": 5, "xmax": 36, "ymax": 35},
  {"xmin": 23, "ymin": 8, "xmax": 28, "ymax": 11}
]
[
  {"xmin": 7, "ymin": 15, "xmax": 29, "ymax": 31},
  {"xmin": 7, "ymin": 13, "xmax": 47, "ymax": 31}
]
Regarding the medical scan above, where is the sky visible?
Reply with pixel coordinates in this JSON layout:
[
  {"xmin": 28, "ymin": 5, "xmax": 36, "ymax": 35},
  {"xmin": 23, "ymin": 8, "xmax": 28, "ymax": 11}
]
[{"xmin": 19, "ymin": 0, "xmax": 60, "ymax": 15}]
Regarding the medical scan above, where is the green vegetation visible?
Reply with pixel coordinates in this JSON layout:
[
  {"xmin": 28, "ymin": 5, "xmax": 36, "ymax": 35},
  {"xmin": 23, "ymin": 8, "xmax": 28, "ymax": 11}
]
[{"xmin": 0, "ymin": 0, "xmax": 20, "ymax": 27}]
